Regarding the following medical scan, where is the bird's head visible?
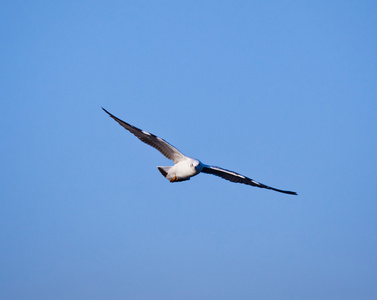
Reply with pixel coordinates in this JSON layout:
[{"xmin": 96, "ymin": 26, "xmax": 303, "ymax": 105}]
[{"xmin": 190, "ymin": 159, "xmax": 203, "ymax": 173}]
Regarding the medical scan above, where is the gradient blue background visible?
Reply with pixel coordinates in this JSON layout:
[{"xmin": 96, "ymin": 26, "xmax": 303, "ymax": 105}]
[{"xmin": 1, "ymin": 1, "xmax": 376, "ymax": 299}]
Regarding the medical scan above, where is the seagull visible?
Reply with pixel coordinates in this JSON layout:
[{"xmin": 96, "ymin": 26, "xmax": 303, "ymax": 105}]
[{"xmin": 103, "ymin": 108, "xmax": 297, "ymax": 195}]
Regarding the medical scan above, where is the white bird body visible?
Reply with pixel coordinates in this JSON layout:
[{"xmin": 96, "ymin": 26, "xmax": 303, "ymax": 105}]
[
  {"xmin": 103, "ymin": 108, "xmax": 297, "ymax": 195},
  {"xmin": 158, "ymin": 158, "xmax": 203, "ymax": 182}
]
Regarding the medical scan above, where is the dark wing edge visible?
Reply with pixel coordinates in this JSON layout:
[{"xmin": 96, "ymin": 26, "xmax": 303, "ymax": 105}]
[
  {"xmin": 201, "ymin": 165, "xmax": 297, "ymax": 195},
  {"xmin": 102, "ymin": 108, "xmax": 185, "ymax": 163}
]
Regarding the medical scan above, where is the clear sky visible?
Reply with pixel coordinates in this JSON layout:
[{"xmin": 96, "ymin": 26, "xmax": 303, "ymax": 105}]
[{"xmin": 1, "ymin": 1, "xmax": 377, "ymax": 299}]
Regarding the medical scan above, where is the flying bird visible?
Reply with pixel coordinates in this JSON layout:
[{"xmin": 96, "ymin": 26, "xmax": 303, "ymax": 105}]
[{"xmin": 102, "ymin": 108, "xmax": 297, "ymax": 195}]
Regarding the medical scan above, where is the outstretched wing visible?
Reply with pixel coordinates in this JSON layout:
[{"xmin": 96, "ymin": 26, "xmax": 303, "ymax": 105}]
[
  {"xmin": 103, "ymin": 108, "xmax": 186, "ymax": 163},
  {"xmin": 201, "ymin": 165, "xmax": 297, "ymax": 195}
]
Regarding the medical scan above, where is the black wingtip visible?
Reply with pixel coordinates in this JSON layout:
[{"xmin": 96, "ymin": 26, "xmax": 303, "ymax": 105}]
[
  {"xmin": 286, "ymin": 191, "xmax": 298, "ymax": 195},
  {"xmin": 276, "ymin": 189, "xmax": 298, "ymax": 195},
  {"xmin": 102, "ymin": 107, "xmax": 117, "ymax": 119},
  {"xmin": 267, "ymin": 185, "xmax": 297, "ymax": 195},
  {"xmin": 102, "ymin": 107, "xmax": 110, "ymax": 115}
]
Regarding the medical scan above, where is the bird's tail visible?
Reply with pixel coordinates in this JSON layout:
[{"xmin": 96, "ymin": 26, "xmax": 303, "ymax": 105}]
[
  {"xmin": 157, "ymin": 166, "xmax": 172, "ymax": 178},
  {"xmin": 157, "ymin": 166, "xmax": 190, "ymax": 182}
]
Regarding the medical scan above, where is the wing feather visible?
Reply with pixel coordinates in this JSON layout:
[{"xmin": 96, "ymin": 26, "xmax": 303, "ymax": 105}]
[
  {"xmin": 103, "ymin": 108, "xmax": 185, "ymax": 163},
  {"xmin": 201, "ymin": 165, "xmax": 297, "ymax": 195}
]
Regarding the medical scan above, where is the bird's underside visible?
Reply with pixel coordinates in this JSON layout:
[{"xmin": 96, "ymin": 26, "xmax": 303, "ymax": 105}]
[{"xmin": 103, "ymin": 108, "xmax": 297, "ymax": 195}]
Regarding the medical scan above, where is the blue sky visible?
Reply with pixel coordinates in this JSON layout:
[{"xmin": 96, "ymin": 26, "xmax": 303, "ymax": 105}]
[{"xmin": 1, "ymin": 1, "xmax": 377, "ymax": 299}]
